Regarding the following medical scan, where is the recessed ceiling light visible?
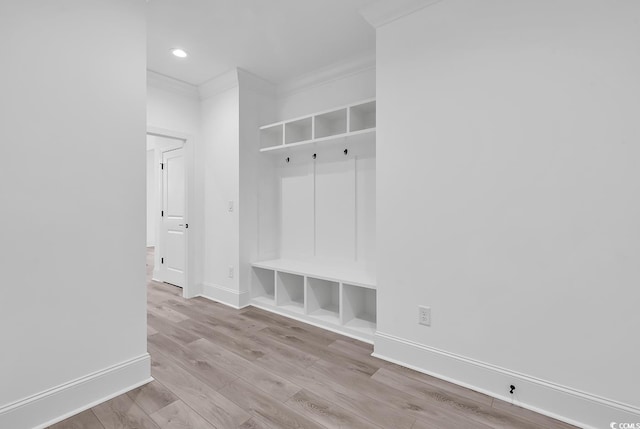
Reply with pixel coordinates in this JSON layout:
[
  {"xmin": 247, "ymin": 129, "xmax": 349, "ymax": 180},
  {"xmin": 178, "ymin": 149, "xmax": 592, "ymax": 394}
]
[{"xmin": 171, "ymin": 48, "xmax": 188, "ymax": 58}]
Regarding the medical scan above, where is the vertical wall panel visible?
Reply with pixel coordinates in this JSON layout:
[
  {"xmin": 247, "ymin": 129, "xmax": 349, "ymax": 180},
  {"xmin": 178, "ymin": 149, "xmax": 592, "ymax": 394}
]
[
  {"xmin": 315, "ymin": 152, "xmax": 356, "ymax": 262},
  {"xmin": 279, "ymin": 160, "xmax": 314, "ymax": 259},
  {"xmin": 356, "ymin": 153, "xmax": 376, "ymax": 268},
  {"xmin": 257, "ymin": 157, "xmax": 280, "ymax": 260}
]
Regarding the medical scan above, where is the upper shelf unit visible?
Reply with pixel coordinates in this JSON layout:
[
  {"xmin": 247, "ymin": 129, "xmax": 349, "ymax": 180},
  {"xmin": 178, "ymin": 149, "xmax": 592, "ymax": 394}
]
[{"xmin": 259, "ymin": 98, "xmax": 376, "ymax": 153}]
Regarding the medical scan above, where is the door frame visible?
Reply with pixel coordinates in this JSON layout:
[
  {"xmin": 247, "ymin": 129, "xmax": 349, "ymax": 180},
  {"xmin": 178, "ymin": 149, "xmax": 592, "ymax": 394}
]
[{"xmin": 147, "ymin": 126, "xmax": 196, "ymax": 299}]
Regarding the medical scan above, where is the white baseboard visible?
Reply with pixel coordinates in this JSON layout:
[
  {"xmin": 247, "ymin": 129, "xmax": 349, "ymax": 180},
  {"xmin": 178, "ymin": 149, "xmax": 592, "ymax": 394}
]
[
  {"xmin": 0, "ymin": 354, "xmax": 152, "ymax": 429},
  {"xmin": 200, "ymin": 283, "xmax": 250, "ymax": 309},
  {"xmin": 373, "ymin": 332, "xmax": 640, "ymax": 429}
]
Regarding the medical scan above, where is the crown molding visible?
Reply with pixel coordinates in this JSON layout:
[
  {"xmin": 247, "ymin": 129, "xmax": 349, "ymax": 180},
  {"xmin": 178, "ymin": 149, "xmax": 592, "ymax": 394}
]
[
  {"xmin": 277, "ymin": 50, "xmax": 375, "ymax": 97},
  {"xmin": 150, "ymin": 52, "xmax": 373, "ymax": 102},
  {"xmin": 359, "ymin": 0, "xmax": 445, "ymax": 28},
  {"xmin": 237, "ymin": 68, "xmax": 277, "ymax": 98},
  {"xmin": 146, "ymin": 70, "xmax": 198, "ymax": 98},
  {"xmin": 198, "ymin": 68, "xmax": 240, "ymax": 100}
]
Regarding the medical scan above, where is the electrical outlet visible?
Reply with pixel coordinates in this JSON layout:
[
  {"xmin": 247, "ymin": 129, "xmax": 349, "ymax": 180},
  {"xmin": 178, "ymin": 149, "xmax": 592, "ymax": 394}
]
[
  {"xmin": 228, "ymin": 266, "xmax": 234, "ymax": 278},
  {"xmin": 418, "ymin": 306, "xmax": 431, "ymax": 326},
  {"xmin": 228, "ymin": 200, "xmax": 234, "ymax": 212}
]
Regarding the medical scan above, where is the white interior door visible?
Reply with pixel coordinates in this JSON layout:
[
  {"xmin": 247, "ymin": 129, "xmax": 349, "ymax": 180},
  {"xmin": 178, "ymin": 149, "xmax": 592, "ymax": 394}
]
[{"xmin": 160, "ymin": 147, "xmax": 186, "ymax": 287}]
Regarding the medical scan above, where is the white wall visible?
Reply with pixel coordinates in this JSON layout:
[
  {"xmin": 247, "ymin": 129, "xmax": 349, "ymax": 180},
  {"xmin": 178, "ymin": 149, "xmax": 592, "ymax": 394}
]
[
  {"xmin": 201, "ymin": 79, "xmax": 241, "ymax": 298},
  {"xmin": 147, "ymin": 79, "xmax": 201, "ymax": 134},
  {"xmin": 0, "ymin": 1, "xmax": 149, "ymax": 427},
  {"xmin": 376, "ymin": 0, "xmax": 640, "ymax": 427},
  {"xmin": 146, "ymin": 149, "xmax": 156, "ymax": 247}
]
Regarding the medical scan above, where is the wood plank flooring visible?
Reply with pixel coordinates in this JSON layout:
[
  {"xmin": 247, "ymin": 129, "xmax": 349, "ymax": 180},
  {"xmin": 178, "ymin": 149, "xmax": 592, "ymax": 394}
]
[{"xmin": 50, "ymin": 249, "xmax": 577, "ymax": 429}]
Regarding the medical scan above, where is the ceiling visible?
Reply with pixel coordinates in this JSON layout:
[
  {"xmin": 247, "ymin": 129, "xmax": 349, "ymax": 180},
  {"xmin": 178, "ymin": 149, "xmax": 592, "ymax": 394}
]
[{"xmin": 147, "ymin": 0, "xmax": 377, "ymax": 87}]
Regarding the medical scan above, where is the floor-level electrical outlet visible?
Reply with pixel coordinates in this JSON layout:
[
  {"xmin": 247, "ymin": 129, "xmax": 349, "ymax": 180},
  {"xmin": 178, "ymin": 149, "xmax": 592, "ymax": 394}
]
[
  {"xmin": 228, "ymin": 266, "xmax": 234, "ymax": 278},
  {"xmin": 418, "ymin": 306, "xmax": 431, "ymax": 326}
]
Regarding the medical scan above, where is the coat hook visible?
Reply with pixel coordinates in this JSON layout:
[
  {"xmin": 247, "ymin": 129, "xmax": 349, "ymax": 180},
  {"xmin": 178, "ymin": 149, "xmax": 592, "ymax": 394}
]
[
  {"xmin": 312, "ymin": 153, "xmax": 317, "ymax": 159},
  {"xmin": 344, "ymin": 149, "xmax": 348, "ymax": 155},
  {"xmin": 286, "ymin": 157, "xmax": 290, "ymax": 163}
]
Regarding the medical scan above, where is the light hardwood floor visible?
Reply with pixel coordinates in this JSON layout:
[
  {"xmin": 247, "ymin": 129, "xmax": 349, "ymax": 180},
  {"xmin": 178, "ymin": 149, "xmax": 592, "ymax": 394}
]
[{"xmin": 50, "ymin": 249, "xmax": 577, "ymax": 429}]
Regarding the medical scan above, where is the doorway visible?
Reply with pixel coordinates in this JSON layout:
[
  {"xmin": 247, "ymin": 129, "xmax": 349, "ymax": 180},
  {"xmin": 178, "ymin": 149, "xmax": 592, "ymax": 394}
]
[{"xmin": 146, "ymin": 128, "xmax": 194, "ymax": 298}]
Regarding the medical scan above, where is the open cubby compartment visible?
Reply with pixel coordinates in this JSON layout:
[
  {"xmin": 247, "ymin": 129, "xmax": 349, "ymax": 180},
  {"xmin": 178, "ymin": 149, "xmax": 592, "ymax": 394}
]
[
  {"xmin": 260, "ymin": 123, "xmax": 284, "ymax": 150},
  {"xmin": 285, "ymin": 117, "xmax": 313, "ymax": 145},
  {"xmin": 314, "ymin": 108, "xmax": 347, "ymax": 139},
  {"xmin": 349, "ymin": 100, "xmax": 376, "ymax": 132},
  {"xmin": 341, "ymin": 283, "xmax": 377, "ymax": 333},
  {"xmin": 306, "ymin": 277, "xmax": 340, "ymax": 324},
  {"xmin": 275, "ymin": 271, "xmax": 305, "ymax": 314},
  {"xmin": 252, "ymin": 267, "xmax": 275, "ymax": 304}
]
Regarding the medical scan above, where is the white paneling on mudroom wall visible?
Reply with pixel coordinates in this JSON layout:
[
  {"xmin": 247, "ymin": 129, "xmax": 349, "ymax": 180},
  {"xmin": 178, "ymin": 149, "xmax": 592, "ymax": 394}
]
[{"xmin": 270, "ymin": 142, "xmax": 376, "ymax": 271}]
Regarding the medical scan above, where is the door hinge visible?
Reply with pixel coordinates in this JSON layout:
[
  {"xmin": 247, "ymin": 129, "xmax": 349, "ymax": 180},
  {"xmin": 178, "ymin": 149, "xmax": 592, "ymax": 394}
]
[
  {"xmin": 161, "ymin": 210, "xmax": 164, "ymax": 217},
  {"xmin": 160, "ymin": 163, "xmax": 164, "ymax": 170},
  {"xmin": 161, "ymin": 257, "xmax": 164, "ymax": 264}
]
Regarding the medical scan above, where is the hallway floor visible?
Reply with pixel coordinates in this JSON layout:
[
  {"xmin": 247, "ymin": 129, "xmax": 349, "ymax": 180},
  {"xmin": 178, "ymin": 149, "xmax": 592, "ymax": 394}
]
[{"xmin": 50, "ymin": 248, "xmax": 576, "ymax": 429}]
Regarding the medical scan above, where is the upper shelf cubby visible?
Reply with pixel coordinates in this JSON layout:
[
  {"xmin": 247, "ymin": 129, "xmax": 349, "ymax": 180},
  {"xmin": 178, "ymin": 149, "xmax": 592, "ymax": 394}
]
[
  {"xmin": 349, "ymin": 100, "xmax": 376, "ymax": 132},
  {"xmin": 315, "ymin": 108, "xmax": 347, "ymax": 139},
  {"xmin": 259, "ymin": 98, "xmax": 375, "ymax": 153},
  {"xmin": 260, "ymin": 123, "xmax": 284, "ymax": 150},
  {"xmin": 285, "ymin": 117, "xmax": 313, "ymax": 144}
]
